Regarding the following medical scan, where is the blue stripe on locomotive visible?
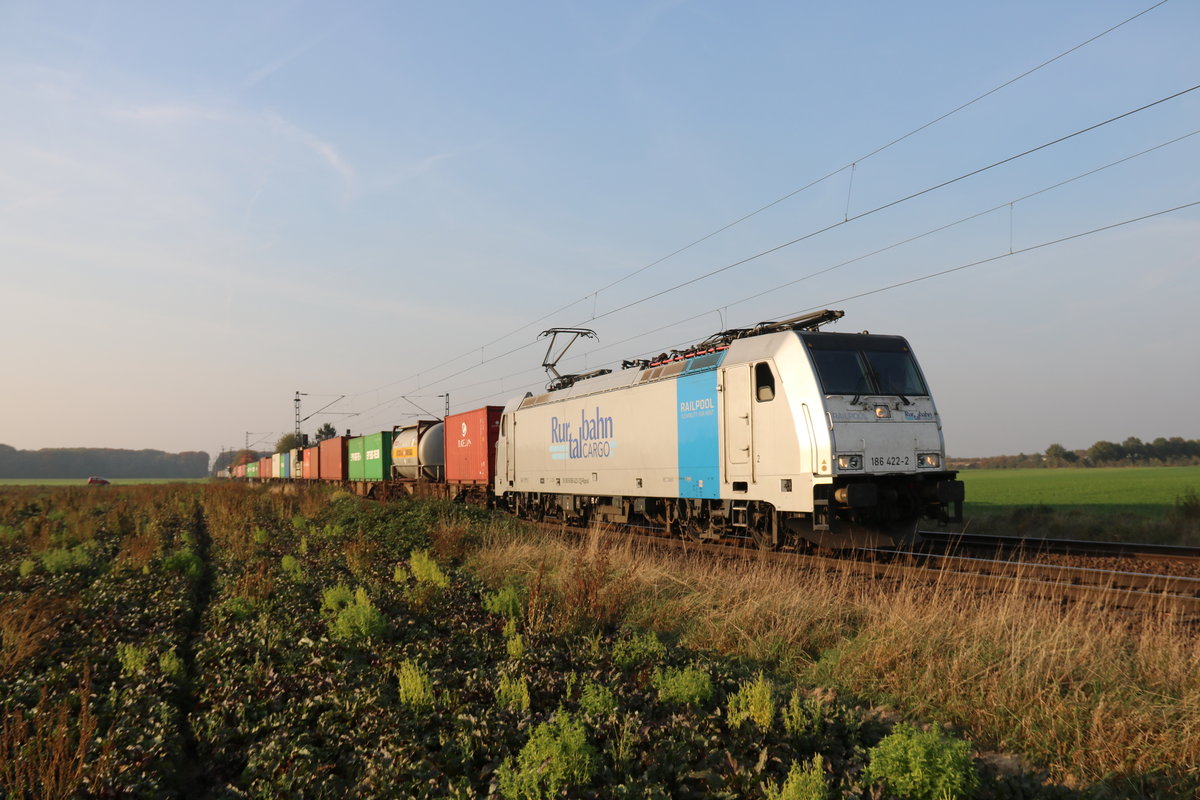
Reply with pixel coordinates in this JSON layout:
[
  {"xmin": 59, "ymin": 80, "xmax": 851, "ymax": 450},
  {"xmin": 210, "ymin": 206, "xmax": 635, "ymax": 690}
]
[{"xmin": 675, "ymin": 353, "xmax": 724, "ymax": 499}]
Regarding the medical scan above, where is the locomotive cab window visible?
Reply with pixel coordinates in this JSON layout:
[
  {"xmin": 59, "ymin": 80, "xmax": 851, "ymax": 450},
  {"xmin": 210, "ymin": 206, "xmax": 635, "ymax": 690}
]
[
  {"xmin": 801, "ymin": 333, "xmax": 929, "ymax": 397},
  {"xmin": 754, "ymin": 362, "xmax": 776, "ymax": 402}
]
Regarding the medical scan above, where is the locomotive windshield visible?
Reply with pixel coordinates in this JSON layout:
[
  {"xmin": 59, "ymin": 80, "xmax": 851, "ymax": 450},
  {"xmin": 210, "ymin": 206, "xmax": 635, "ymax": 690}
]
[{"xmin": 801, "ymin": 333, "xmax": 929, "ymax": 397}]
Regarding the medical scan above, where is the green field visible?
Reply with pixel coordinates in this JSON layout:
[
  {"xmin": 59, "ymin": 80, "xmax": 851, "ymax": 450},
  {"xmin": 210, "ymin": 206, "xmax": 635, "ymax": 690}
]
[{"xmin": 961, "ymin": 465, "xmax": 1200, "ymax": 517}]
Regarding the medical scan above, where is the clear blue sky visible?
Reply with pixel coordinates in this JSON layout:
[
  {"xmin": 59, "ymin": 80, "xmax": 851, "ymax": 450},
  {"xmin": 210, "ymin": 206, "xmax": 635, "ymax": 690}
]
[{"xmin": 2, "ymin": 0, "xmax": 1197, "ymax": 459}]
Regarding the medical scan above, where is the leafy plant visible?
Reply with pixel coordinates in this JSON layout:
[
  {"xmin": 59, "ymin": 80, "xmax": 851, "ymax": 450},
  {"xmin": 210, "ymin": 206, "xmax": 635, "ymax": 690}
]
[
  {"xmin": 484, "ymin": 583, "xmax": 523, "ymax": 618},
  {"xmin": 728, "ymin": 672, "xmax": 776, "ymax": 731},
  {"xmin": 651, "ymin": 665, "xmax": 713, "ymax": 707},
  {"xmin": 765, "ymin": 756, "xmax": 830, "ymax": 800},
  {"xmin": 497, "ymin": 712, "xmax": 596, "ymax": 800},
  {"xmin": 329, "ymin": 588, "xmax": 386, "ymax": 642},
  {"xmin": 280, "ymin": 554, "xmax": 303, "ymax": 580},
  {"xmin": 39, "ymin": 546, "xmax": 91, "ymax": 574},
  {"xmin": 612, "ymin": 630, "xmax": 665, "ymax": 669},
  {"xmin": 496, "ymin": 672, "xmax": 531, "ymax": 712},
  {"xmin": 409, "ymin": 549, "xmax": 449, "ymax": 587},
  {"xmin": 579, "ymin": 681, "xmax": 617, "ymax": 716},
  {"xmin": 863, "ymin": 723, "xmax": 979, "ymax": 800},
  {"xmin": 162, "ymin": 549, "xmax": 203, "ymax": 581},
  {"xmin": 320, "ymin": 583, "xmax": 354, "ymax": 616},
  {"xmin": 18, "ymin": 559, "xmax": 35, "ymax": 578},
  {"xmin": 159, "ymin": 647, "xmax": 185, "ymax": 682},
  {"xmin": 396, "ymin": 659, "xmax": 434, "ymax": 710},
  {"xmin": 117, "ymin": 642, "xmax": 151, "ymax": 675}
]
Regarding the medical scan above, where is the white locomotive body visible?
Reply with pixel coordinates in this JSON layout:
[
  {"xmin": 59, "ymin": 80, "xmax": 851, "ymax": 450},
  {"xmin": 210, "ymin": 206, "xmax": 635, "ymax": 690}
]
[{"xmin": 494, "ymin": 311, "xmax": 963, "ymax": 548}]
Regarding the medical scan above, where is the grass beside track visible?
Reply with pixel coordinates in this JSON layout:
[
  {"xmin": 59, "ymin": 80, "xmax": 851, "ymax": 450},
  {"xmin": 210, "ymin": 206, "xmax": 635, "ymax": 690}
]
[{"xmin": 467, "ymin": 525, "xmax": 1200, "ymax": 799}]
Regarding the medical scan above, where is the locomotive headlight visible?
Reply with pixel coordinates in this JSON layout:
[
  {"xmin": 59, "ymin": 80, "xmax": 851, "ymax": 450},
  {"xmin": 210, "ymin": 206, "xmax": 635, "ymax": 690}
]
[
  {"xmin": 918, "ymin": 453, "xmax": 942, "ymax": 468},
  {"xmin": 837, "ymin": 454, "xmax": 863, "ymax": 471}
]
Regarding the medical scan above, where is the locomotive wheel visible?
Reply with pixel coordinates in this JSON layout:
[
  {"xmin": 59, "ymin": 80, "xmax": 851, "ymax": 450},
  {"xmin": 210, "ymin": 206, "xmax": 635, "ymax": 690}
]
[{"xmin": 749, "ymin": 508, "xmax": 775, "ymax": 551}]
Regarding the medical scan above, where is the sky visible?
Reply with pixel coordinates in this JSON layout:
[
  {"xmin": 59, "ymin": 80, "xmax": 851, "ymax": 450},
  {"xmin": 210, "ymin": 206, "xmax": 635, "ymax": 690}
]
[{"xmin": 1, "ymin": 0, "xmax": 1198, "ymax": 461}]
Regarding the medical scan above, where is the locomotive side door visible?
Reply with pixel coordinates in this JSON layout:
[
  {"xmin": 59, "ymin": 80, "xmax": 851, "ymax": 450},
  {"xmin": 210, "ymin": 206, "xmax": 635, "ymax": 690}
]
[{"xmin": 721, "ymin": 364, "xmax": 753, "ymax": 483}]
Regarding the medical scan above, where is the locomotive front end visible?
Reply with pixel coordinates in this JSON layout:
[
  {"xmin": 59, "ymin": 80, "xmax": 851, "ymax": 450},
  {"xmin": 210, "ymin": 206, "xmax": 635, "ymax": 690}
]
[{"xmin": 801, "ymin": 331, "xmax": 963, "ymax": 536}]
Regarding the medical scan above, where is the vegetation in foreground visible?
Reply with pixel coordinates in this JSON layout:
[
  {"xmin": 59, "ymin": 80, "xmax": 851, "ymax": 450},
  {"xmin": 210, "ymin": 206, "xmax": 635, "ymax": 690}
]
[{"xmin": 1, "ymin": 483, "xmax": 1196, "ymax": 797}]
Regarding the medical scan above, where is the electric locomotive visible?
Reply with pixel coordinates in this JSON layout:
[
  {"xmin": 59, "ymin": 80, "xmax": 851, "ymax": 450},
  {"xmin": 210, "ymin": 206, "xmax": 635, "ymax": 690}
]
[{"xmin": 493, "ymin": 309, "xmax": 963, "ymax": 548}]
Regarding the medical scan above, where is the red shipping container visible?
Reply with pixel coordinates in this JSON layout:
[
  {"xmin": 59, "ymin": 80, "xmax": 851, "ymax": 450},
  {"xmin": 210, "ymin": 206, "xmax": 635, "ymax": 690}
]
[
  {"xmin": 445, "ymin": 406, "xmax": 503, "ymax": 484},
  {"xmin": 259, "ymin": 457, "xmax": 272, "ymax": 479},
  {"xmin": 318, "ymin": 436, "xmax": 348, "ymax": 481},
  {"xmin": 302, "ymin": 445, "xmax": 320, "ymax": 480}
]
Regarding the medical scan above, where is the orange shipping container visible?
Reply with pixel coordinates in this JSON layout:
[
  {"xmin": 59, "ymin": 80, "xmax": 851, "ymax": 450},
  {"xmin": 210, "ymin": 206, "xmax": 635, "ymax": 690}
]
[
  {"xmin": 318, "ymin": 437, "xmax": 348, "ymax": 481},
  {"xmin": 445, "ymin": 406, "xmax": 503, "ymax": 484},
  {"xmin": 302, "ymin": 445, "xmax": 320, "ymax": 480}
]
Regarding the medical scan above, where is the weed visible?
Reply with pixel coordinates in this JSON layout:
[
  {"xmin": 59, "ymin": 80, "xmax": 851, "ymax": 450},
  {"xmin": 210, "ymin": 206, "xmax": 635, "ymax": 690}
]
[
  {"xmin": 0, "ymin": 593, "xmax": 65, "ymax": 674},
  {"xmin": 0, "ymin": 523, "xmax": 20, "ymax": 543},
  {"xmin": 728, "ymin": 672, "xmax": 777, "ymax": 731},
  {"xmin": 252, "ymin": 526, "xmax": 269, "ymax": 546},
  {"xmin": 557, "ymin": 541, "xmax": 625, "ymax": 632},
  {"xmin": 117, "ymin": 643, "xmax": 151, "ymax": 675},
  {"xmin": 764, "ymin": 756, "xmax": 829, "ymax": 800},
  {"xmin": 862, "ymin": 723, "xmax": 978, "ymax": 800},
  {"xmin": 409, "ymin": 549, "xmax": 449, "ymax": 587},
  {"xmin": 39, "ymin": 546, "xmax": 91, "ymax": 574},
  {"xmin": 496, "ymin": 672, "xmax": 531, "ymax": 712},
  {"xmin": 782, "ymin": 689, "xmax": 827, "ymax": 741},
  {"xmin": 506, "ymin": 628, "xmax": 526, "ymax": 660},
  {"xmin": 484, "ymin": 583, "xmax": 524, "ymax": 618},
  {"xmin": 18, "ymin": 559, "xmax": 35, "ymax": 578},
  {"xmin": 396, "ymin": 659, "xmax": 434, "ymax": 710},
  {"xmin": 321, "ymin": 584, "xmax": 355, "ymax": 615},
  {"xmin": 0, "ymin": 664, "xmax": 105, "ymax": 799},
  {"xmin": 579, "ymin": 681, "xmax": 617, "ymax": 716},
  {"xmin": 651, "ymin": 665, "xmax": 713, "ymax": 707},
  {"xmin": 612, "ymin": 630, "xmax": 665, "ymax": 669},
  {"xmin": 329, "ymin": 588, "xmax": 386, "ymax": 642},
  {"xmin": 217, "ymin": 596, "xmax": 255, "ymax": 622},
  {"xmin": 158, "ymin": 648, "xmax": 185, "ymax": 682},
  {"xmin": 280, "ymin": 554, "xmax": 303, "ymax": 580},
  {"xmin": 497, "ymin": 712, "xmax": 596, "ymax": 800},
  {"xmin": 344, "ymin": 539, "xmax": 379, "ymax": 579},
  {"xmin": 162, "ymin": 549, "xmax": 204, "ymax": 581},
  {"xmin": 299, "ymin": 535, "xmax": 309, "ymax": 555}
]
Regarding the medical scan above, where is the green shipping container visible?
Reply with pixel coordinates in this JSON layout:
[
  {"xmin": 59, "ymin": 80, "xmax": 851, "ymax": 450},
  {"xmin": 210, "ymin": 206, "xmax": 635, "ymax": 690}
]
[
  {"xmin": 348, "ymin": 436, "xmax": 367, "ymax": 481},
  {"xmin": 362, "ymin": 431, "xmax": 394, "ymax": 481},
  {"xmin": 247, "ymin": 462, "xmax": 259, "ymax": 479}
]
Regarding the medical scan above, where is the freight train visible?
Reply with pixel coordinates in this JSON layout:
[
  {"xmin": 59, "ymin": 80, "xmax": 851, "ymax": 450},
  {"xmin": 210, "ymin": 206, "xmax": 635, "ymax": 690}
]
[{"xmin": 233, "ymin": 310, "xmax": 963, "ymax": 549}]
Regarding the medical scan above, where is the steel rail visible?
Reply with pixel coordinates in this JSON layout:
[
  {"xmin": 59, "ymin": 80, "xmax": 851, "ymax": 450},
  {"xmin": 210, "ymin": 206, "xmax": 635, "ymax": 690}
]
[{"xmin": 916, "ymin": 530, "xmax": 1200, "ymax": 562}]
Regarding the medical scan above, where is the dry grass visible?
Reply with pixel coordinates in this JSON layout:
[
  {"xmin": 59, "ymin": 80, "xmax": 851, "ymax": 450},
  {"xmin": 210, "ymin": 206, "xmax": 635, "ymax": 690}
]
[
  {"xmin": 0, "ymin": 592, "xmax": 69, "ymax": 675},
  {"xmin": 465, "ymin": 525, "xmax": 1200, "ymax": 796},
  {"xmin": 0, "ymin": 664, "xmax": 107, "ymax": 799}
]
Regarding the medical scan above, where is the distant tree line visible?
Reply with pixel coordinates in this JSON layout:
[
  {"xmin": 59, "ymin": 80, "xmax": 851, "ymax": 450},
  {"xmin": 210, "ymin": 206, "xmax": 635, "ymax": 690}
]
[
  {"xmin": 0, "ymin": 444, "xmax": 210, "ymax": 479},
  {"xmin": 953, "ymin": 436, "xmax": 1200, "ymax": 469}
]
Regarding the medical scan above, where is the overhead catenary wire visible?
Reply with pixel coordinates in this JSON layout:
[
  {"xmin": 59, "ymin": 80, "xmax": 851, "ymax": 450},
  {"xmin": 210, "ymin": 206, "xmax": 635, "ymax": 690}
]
[
  {"xmin": 333, "ymin": 1, "xmax": 1173, "ymax": 407},
  {"xmin": 352, "ymin": 190, "xmax": 1200, "ymax": 432},
  {"xmin": 340, "ymin": 85, "xmax": 1200, "ymax": 426},
  {"xmin": 419, "ymin": 197, "xmax": 1200, "ymax": 419}
]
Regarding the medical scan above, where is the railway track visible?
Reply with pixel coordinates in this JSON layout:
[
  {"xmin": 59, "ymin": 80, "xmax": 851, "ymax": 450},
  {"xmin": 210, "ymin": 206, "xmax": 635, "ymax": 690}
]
[
  {"xmin": 916, "ymin": 529, "xmax": 1200, "ymax": 563},
  {"xmin": 542, "ymin": 522, "xmax": 1200, "ymax": 616}
]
